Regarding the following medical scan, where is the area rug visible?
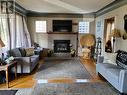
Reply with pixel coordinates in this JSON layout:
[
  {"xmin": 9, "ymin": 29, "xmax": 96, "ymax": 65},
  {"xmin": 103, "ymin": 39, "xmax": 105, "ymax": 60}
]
[
  {"xmin": 15, "ymin": 88, "xmax": 33, "ymax": 95},
  {"xmin": 0, "ymin": 90, "xmax": 17, "ymax": 95},
  {"xmin": 31, "ymin": 83, "xmax": 120, "ymax": 95},
  {"xmin": 35, "ymin": 57, "xmax": 92, "ymax": 79}
]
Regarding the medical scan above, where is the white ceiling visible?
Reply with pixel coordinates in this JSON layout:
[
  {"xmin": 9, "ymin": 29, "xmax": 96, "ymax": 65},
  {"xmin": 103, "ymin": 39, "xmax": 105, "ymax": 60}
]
[{"xmin": 16, "ymin": 0, "xmax": 115, "ymax": 14}]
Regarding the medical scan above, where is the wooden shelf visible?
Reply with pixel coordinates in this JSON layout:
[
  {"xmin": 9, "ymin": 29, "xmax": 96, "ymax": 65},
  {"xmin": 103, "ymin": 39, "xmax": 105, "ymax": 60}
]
[{"xmin": 47, "ymin": 32, "xmax": 78, "ymax": 35}]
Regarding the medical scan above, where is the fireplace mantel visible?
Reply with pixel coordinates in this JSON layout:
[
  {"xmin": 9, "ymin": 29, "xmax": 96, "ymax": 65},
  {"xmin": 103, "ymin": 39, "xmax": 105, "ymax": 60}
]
[{"xmin": 47, "ymin": 32, "xmax": 78, "ymax": 35}]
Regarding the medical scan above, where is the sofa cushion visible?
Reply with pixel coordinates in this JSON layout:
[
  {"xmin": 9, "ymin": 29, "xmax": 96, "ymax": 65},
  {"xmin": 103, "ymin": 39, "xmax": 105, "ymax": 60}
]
[
  {"xmin": 104, "ymin": 53, "xmax": 117, "ymax": 65},
  {"xmin": 116, "ymin": 50, "xmax": 127, "ymax": 69},
  {"xmin": 9, "ymin": 48, "xmax": 22, "ymax": 57},
  {"xmin": 98, "ymin": 63, "xmax": 122, "ymax": 69},
  {"xmin": 25, "ymin": 48, "xmax": 34, "ymax": 56},
  {"xmin": 19, "ymin": 48, "xmax": 26, "ymax": 57},
  {"xmin": 107, "ymin": 68, "xmax": 122, "ymax": 81}
]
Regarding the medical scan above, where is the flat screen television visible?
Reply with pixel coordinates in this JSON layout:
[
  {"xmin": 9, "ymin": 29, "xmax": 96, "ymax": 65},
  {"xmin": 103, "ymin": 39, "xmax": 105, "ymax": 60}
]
[{"xmin": 53, "ymin": 20, "xmax": 72, "ymax": 32}]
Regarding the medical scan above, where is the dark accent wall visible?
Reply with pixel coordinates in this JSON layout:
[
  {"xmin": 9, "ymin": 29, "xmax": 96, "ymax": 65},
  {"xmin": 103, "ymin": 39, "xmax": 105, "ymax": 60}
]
[
  {"xmin": 95, "ymin": 0, "xmax": 127, "ymax": 17},
  {"xmin": 27, "ymin": 11, "xmax": 84, "ymax": 18}
]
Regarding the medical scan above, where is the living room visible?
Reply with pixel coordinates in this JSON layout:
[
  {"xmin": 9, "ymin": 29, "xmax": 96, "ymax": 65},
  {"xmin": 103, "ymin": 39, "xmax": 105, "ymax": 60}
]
[{"xmin": 0, "ymin": 0, "xmax": 127, "ymax": 95}]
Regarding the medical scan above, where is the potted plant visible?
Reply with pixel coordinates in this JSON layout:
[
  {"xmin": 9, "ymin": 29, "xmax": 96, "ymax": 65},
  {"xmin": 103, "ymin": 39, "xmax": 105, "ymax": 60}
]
[
  {"xmin": 47, "ymin": 49, "xmax": 53, "ymax": 57},
  {"xmin": 70, "ymin": 49, "xmax": 75, "ymax": 57}
]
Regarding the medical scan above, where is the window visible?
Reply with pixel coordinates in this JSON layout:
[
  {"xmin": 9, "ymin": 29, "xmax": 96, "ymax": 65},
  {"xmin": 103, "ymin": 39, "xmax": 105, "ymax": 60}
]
[
  {"xmin": 79, "ymin": 21, "xmax": 90, "ymax": 33},
  {"xmin": 35, "ymin": 21, "xmax": 47, "ymax": 33}
]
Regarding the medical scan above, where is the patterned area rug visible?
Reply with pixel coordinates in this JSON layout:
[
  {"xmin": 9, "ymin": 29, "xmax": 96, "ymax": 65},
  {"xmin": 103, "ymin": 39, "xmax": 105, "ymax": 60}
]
[
  {"xmin": 16, "ymin": 88, "xmax": 33, "ymax": 95},
  {"xmin": 30, "ymin": 83, "xmax": 119, "ymax": 95},
  {"xmin": 0, "ymin": 90, "xmax": 17, "ymax": 95},
  {"xmin": 34, "ymin": 57, "xmax": 92, "ymax": 79}
]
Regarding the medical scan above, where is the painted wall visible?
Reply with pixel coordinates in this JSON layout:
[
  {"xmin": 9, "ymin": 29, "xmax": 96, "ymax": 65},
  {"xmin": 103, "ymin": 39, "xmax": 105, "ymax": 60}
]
[
  {"xmin": 95, "ymin": 4, "xmax": 127, "ymax": 55},
  {"xmin": 27, "ymin": 16, "xmax": 95, "ymax": 51},
  {"xmin": 27, "ymin": 17, "xmax": 82, "ymax": 48}
]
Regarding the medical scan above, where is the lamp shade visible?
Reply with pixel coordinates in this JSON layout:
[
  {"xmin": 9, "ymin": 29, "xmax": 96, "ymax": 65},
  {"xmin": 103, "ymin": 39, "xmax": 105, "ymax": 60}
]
[
  {"xmin": 0, "ymin": 38, "xmax": 5, "ymax": 48},
  {"xmin": 111, "ymin": 29, "xmax": 121, "ymax": 38},
  {"xmin": 80, "ymin": 34, "xmax": 95, "ymax": 47}
]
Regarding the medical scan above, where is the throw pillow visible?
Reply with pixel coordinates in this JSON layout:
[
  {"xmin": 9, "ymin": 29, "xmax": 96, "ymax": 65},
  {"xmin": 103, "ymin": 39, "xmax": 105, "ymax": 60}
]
[
  {"xmin": 8, "ymin": 48, "xmax": 22, "ymax": 57},
  {"xmin": 19, "ymin": 48, "xmax": 26, "ymax": 57},
  {"xmin": 25, "ymin": 48, "xmax": 34, "ymax": 56},
  {"xmin": 103, "ymin": 53, "xmax": 117, "ymax": 65},
  {"xmin": 116, "ymin": 50, "xmax": 127, "ymax": 69}
]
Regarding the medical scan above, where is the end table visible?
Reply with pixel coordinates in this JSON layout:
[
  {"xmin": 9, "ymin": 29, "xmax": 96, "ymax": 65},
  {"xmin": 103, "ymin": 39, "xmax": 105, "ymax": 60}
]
[{"xmin": 0, "ymin": 60, "xmax": 17, "ymax": 88}]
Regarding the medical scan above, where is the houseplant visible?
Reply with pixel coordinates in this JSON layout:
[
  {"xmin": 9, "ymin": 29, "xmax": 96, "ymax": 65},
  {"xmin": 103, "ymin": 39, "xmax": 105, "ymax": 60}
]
[{"xmin": 70, "ymin": 49, "xmax": 75, "ymax": 57}]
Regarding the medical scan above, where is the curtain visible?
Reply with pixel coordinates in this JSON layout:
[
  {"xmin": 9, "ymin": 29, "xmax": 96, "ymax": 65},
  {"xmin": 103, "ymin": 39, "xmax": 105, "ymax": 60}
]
[
  {"xmin": 22, "ymin": 17, "xmax": 31, "ymax": 47},
  {"xmin": 9, "ymin": 15, "xmax": 16, "ymax": 49},
  {"xmin": 105, "ymin": 23, "xmax": 112, "ymax": 42},
  {"xmin": 0, "ymin": 15, "xmax": 10, "ymax": 52},
  {"xmin": 15, "ymin": 15, "xmax": 31, "ymax": 48},
  {"xmin": 0, "ymin": 13, "xmax": 32, "ymax": 53},
  {"xmin": 15, "ymin": 15, "xmax": 24, "ymax": 47}
]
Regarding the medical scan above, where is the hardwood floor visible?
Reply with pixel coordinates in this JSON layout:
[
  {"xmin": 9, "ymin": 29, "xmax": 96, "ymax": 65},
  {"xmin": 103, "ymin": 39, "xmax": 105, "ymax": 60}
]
[
  {"xmin": 80, "ymin": 57, "xmax": 103, "ymax": 81},
  {"xmin": 0, "ymin": 58, "xmax": 103, "ymax": 89}
]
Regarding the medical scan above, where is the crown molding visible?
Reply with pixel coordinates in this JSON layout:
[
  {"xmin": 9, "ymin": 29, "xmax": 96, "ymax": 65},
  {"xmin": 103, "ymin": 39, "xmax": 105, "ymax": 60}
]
[
  {"xmin": 95, "ymin": 0, "xmax": 127, "ymax": 17},
  {"xmin": 15, "ymin": 2, "xmax": 28, "ymax": 15},
  {"xmin": 27, "ymin": 11, "xmax": 84, "ymax": 18}
]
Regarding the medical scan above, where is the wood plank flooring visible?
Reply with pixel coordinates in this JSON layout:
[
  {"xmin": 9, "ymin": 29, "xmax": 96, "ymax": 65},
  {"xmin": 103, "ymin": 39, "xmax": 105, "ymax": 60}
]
[{"xmin": 0, "ymin": 58, "xmax": 103, "ymax": 89}]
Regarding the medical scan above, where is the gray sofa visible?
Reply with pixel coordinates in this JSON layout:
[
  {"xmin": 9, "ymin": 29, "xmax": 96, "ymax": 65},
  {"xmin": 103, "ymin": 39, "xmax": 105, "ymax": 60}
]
[
  {"xmin": 96, "ymin": 52, "xmax": 127, "ymax": 94},
  {"xmin": 8, "ymin": 48, "xmax": 39, "ymax": 73}
]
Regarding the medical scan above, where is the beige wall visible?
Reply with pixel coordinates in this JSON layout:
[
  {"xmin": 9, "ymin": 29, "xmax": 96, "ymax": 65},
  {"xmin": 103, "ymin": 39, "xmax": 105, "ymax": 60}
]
[
  {"xmin": 95, "ymin": 4, "xmax": 127, "ymax": 55},
  {"xmin": 27, "ymin": 17, "xmax": 82, "ymax": 48},
  {"xmin": 27, "ymin": 16, "xmax": 95, "ymax": 55}
]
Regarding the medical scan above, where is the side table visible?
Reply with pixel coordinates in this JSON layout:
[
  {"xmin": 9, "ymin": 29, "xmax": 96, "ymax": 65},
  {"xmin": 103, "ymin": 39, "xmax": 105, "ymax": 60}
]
[{"xmin": 0, "ymin": 61, "xmax": 17, "ymax": 88}]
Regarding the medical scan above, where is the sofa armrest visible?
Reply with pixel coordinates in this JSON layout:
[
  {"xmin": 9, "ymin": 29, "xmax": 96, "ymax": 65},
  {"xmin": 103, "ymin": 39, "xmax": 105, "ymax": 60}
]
[
  {"xmin": 119, "ymin": 70, "xmax": 127, "ymax": 92},
  {"xmin": 14, "ymin": 57, "xmax": 31, "ymax": 63},
  {"xmin": 97, "ymin": 56, "xmax": 104, "ymax": 64},
  {"xmin": 30, "ymin": 55, "xmax": 39, "ymax": 58}
]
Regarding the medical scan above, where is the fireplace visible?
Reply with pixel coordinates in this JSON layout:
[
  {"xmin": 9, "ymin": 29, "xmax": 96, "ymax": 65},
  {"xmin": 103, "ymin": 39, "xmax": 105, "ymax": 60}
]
[{"xmin": 54, "ymin": 40, "xmax": 70, "ymax": 53}]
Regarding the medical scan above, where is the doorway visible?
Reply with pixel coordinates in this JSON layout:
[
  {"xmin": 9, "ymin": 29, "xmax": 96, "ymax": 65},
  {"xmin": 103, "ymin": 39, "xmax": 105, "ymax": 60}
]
[{"xmin": 104, "ymin": 17, "xmax": 115, "ymax": 53}]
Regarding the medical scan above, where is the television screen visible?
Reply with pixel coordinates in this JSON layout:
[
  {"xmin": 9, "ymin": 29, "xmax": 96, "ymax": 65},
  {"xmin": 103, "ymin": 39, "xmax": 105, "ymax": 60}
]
[{"xmin": 53, "ymin": 20, "xmax": 72, "ymax": 32}]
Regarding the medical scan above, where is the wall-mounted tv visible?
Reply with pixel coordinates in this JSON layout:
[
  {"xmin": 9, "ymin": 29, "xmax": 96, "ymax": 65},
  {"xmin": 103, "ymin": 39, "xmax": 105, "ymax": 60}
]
[{"xmin": 53, "ymin": 20, "xmax": 72, "ymax": 32}]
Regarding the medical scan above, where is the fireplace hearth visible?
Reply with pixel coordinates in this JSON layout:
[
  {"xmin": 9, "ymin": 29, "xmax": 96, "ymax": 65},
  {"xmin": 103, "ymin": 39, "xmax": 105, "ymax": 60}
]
[{"xmin": 54, "ymin": 40, "xmax": 70, "ymax": 53}]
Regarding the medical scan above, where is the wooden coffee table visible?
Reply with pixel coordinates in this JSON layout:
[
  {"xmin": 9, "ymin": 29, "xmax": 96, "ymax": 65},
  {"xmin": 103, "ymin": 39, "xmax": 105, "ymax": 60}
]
[{"xmin": 0, "ymin": 61, "xmax": 17, "ymax": 88}]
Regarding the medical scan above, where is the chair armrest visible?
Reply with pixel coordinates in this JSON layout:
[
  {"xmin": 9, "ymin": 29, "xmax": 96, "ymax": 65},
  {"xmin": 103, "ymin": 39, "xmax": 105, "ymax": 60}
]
[
  {"xmin": 14, "ymin": 57, "xmax": 31, "ymax": 63},
  {"xmin": 119, "ymin": 70, "xmax": 127, "ymax": 92},
  {"xmin": 97, "ymin": 56, "xmax": 104, "ymax": 64}
]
